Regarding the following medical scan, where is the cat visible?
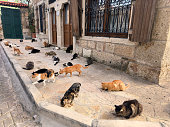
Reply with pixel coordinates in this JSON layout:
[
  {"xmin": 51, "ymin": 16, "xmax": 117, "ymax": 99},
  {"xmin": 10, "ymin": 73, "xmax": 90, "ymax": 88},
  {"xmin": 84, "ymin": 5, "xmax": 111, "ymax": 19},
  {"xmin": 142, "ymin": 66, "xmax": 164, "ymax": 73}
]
[
  {"xmin": 63, "ymin": 62, "xmax": 73, "ymax": 67},
  {"xmin": 25, "ymin": 45, "xmax": 34, "ymax": 50},
  {"xmin": 13, "ymin": 47, "xmax": 23, "ymax": 55},
  {"xmin": 59, "ymin": 64, "xmax": 88, "ymax": 77},
  {"xmin": 85, "ymin": 57, "xmax": 93, "ymax": 66},
  {"xmin": 9, "ymin": 43, "xmax": 19, "ymax": 48},
  {"xmin": 102, "ymin": 80, "xmax": 130, "ymax": 91},
  {"xmin": 52, "ymin": 56, "xmax": 60, "ymax": 65},
  {"xmin": 115, "ymin": 99, "xmax": 143, "ymax": 119},
  {"xmin": 29, "ymin": 49, "xmax": 40, "ymax": 54},
  {"xmin": 45, "ymin": 51, "xmax": 56, "ymax": 56},
  {"xmin": 31, "ymin": 39, "xmax": 37, "ymax": 42},
  {"xmin": 61, "ymin": 83, "xmax": 81, "ymax": 107},
  {"xmin": 71, "ymin": 53, "xmax": 78, "ymax": 60},
  {"xmin": 20, "ymin": 39, "xmax": 23, "ymax": 42},
  {"xmin": 23, "ymin": 61, "xmax": 34, "ymax": 70},
  {"xmin": 66, "ymin": 45, "xmax": 73, "ymax": 53},
  {"xmin": 32, "ymin": 68, "xmax": 58, "ymax": 86},
  {"xmin": 43, "ymin": 41, "xmax": 53, "ymax": 47},
  {"xmin": 4, "ymin": 41, "xmax": 10, "ymax": 46}
]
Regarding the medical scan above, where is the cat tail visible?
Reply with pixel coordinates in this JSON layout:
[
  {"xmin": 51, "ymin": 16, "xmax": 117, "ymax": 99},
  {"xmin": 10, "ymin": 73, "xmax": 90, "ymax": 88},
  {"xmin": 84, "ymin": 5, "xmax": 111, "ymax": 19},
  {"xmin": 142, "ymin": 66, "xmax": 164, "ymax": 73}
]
[
  {"xmin": 82, "ymin": 65, "xmax": 88, "ymax": 69},
  {"xmin": 125, "ymin": 84, "xmax": 130, "ymax": 89},
  {"xmin": 22, "ymin": 67, "xmax": 28, "ymax": 70}
]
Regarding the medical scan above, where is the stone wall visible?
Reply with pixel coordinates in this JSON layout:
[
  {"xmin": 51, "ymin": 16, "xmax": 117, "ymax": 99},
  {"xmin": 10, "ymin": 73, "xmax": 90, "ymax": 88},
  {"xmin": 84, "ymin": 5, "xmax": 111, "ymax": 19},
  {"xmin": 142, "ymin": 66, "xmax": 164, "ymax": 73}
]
[{"xmin": 75, "ymin": 0, "xmax": 170, "ymax": 85}]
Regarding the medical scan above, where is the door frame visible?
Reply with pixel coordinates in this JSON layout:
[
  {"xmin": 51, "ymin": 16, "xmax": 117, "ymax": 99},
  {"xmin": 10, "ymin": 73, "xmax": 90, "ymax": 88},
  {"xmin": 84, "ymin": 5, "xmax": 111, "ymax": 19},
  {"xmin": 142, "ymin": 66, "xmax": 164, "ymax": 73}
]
[{"xmin": 51, "ymin": 8, "xmax": 57, "ymax": 45}]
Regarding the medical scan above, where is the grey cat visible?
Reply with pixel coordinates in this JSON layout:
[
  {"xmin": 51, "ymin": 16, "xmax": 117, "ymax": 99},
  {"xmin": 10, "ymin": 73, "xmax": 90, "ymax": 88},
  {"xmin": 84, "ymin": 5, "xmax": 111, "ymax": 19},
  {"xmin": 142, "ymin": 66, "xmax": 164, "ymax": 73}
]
[
  {"xmin": 23, "ymin": 61, "xmax": 34, "ymax": 70},
  {"xmin": 115, "ymin": 99, "xmax": 143, "ymax": 119}
]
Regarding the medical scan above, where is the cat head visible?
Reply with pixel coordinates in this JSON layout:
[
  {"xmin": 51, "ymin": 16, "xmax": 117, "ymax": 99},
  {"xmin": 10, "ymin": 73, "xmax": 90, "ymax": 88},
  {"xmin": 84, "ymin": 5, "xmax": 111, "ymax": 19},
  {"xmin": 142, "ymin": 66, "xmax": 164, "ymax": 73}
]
[
  {"xmin": 60, "ymin": 97, "xmax": 68, "ymax": 107},
  {"xmin": 59, "ymin": 69, "xmax": 64, "ymax": 74},
  {"xmin": 32, "ymin": 72, "xmax": 38, "ymax": 78},
  {"xmin": 115, "ymin": 105, "xmax": 126, "ymax": 116}
]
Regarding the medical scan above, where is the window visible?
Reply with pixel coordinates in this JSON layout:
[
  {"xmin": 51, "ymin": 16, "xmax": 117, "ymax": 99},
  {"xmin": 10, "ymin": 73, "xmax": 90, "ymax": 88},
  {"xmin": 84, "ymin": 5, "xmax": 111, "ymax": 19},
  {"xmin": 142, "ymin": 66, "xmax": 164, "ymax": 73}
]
[
  {"xmin": 39, "ymin": 4, "xmax": 46, "ymax": 33},
  {"xmin": 49, "ymin": 0, "xmax": 56, "ymax": 4},
  {"xmin": 85, "ymin": 0, "xmax": 131, "ymax": 38}
]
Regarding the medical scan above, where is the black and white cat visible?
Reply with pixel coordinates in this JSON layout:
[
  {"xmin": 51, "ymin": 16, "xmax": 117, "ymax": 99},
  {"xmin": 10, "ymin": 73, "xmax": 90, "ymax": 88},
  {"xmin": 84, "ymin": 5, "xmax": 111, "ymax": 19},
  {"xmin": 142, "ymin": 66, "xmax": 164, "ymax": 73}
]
[
  {"xmin": 63, "ymin": 62, "xmax": 73, "ymax": 67},
  {"xmin": 85, "ymin": 57, "xmax": 93, "ymax": 66},
  {"xmin": 71, "ymin": 53, "xmax": 78, "ymax": 60},
  {"xmin": 52, "ymin": 56, "xmax": 60, "ymax": 66}
]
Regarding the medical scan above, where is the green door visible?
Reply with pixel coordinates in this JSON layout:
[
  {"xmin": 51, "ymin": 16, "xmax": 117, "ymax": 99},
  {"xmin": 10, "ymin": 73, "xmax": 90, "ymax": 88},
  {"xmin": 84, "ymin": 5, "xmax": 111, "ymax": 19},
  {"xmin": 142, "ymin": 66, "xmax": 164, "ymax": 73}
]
[{"xmin": 1, "ymin": 7, "xmax": 23, "ymax": 39}]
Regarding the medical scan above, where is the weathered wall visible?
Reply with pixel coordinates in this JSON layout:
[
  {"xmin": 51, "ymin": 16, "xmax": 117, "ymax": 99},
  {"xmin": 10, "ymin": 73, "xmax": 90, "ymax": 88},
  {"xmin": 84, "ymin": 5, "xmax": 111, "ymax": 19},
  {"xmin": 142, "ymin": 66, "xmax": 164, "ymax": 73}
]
[{"xmin": 75, "ymin": 0, "xmax": 170, "ymax": 85}]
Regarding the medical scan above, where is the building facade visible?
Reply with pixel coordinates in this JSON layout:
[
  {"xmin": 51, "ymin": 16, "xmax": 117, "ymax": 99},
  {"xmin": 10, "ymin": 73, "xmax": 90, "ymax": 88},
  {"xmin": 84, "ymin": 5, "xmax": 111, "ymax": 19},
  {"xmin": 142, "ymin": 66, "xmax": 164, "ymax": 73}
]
[
  {"xmin": 0, "ymin": 0, "xmax": 29, "ymax": 39},
  {"xmin": 33, "ymin": 0, "xmax": 170, "ymax": 85}
]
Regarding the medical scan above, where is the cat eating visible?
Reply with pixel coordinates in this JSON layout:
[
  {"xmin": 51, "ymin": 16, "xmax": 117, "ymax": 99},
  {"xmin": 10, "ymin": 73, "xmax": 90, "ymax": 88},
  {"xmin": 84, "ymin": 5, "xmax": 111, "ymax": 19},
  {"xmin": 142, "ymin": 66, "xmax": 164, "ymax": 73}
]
[
  {"xmin": 102, "ymin": 80, "xmax": 130, "ymax": 91},
  {"xmin": 23, "ymin": 61, "xmax": 34, "ymax": 70},
  {"xmin": 32, "ymin": 68, "xmax": 57, "ymax": 86},
  {"xmin": 115, "ymin": 99, "xmax": 143, "ymax": 119},
  {"xmin": 52, "ymin": 56, "xmax": 60, "ymax": 65},
  {"xmin": 59, "ymin": 64, "xmax": 88, "ymax": 77},
  {"xmin": 13, "ymin": 47, "xmax": 23, "ymax": 56},
  {"xmin": 61, "ymin": 82, "xmax": 81, "ymax": 107}
]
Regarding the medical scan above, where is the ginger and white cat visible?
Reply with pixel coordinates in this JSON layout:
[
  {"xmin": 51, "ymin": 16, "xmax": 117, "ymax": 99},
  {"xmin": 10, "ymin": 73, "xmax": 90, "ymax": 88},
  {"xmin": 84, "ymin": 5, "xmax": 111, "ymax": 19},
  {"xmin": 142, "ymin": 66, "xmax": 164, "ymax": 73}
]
[
  {"xmin": 25, "ymin": 45, "xmax": 34, "ymax": 50},
  {"xmin": 59, "ymin": 64, "xmax": 88, "ymax": 77},
  {"xmin": 32, "ymin": 69, "xmax": 56, "ymax": 86},
  {"xmin": 102, "ymin": 80, "xmax": 130, "ymax": 91},
  {"xmin": 13, "ymin": 47, "xmax": 23, "ymax": 55}
]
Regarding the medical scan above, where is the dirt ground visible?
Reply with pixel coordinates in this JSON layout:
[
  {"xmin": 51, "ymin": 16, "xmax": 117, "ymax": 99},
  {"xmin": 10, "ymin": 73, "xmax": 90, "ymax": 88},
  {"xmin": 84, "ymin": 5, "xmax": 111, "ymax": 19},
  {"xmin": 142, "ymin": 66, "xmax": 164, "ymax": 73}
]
[{"xmin": 2, "ymin": 39, "xmax": 170, "ymax": 123}]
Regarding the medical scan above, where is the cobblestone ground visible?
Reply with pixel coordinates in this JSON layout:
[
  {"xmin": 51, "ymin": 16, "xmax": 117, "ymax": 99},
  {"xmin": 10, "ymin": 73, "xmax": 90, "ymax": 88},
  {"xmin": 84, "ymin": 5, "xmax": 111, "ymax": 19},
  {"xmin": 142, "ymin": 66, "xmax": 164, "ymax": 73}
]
[{"xmin": 0, "ymin": 47, "xmax": 40, "ymax": 127}]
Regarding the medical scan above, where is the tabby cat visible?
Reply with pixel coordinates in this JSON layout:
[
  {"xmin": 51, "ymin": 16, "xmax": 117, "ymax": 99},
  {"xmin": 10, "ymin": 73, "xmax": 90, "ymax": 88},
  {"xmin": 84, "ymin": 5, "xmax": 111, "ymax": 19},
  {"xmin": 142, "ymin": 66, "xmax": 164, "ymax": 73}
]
[
  {"xmin": 61, "ymin": 83, "xmax": 81, "ymax": 107},
  {"xmin": 23, "ymin": 61, "xmax": 34, "ymax": 70},
  {"xmin": 59, "ymin": 64, "xmax": 88, "ymax": 77},
  {"xmin": 32, "ymin": 68, "xmax": 56, "ymax": 86},
  {"xmin": 45, "ymin": 51, "xmax": 56, "ymax": 56},
  {"xmin": 102, "ymin": 80, "xmax": 130, "ymax": 91},
  {"xmin": 13, "ymin": 47, "xmax": 23, "ymax": 55},
  {"xmin": 115, "ymin": 99, "xmax": 143, "ymax": 119}
]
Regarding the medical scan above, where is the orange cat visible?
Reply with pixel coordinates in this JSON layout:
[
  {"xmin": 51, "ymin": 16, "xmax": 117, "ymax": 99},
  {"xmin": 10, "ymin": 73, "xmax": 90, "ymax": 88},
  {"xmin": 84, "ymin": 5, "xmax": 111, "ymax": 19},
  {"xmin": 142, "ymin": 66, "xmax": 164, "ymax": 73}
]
[
  {"xmin": 25, "ymin": 45, "xmax": 34, "ymax": 50},
  {"xmin": 13, "ymin": 47, "xmax": 23, "ymax": 55},
  {"xmin": 4, "ymin": 41, "xmax": 10, "ymax": 46},
  {"xmin": 59, "ymin": 64, "xmax": 88, "ymax": 77},
  {"xmin": 102, "ymin": 80, "xmax": 130, "ymax": 91}
]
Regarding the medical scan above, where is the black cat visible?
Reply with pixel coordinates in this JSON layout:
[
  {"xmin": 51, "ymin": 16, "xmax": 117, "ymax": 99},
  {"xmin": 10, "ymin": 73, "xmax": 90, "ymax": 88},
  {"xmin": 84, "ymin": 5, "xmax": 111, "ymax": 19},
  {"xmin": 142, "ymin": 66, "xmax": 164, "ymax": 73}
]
[
  {"xmin": 52, "ymin": 56, "xmax": 60, "ymax": 66},
  {"xmin": 71, "ymin": 53, "xmax": 78, "ymax": 60},
  {"xmin": 20, "ymin": 39, "xmax": 23, "ymax": 42},
  {"xmin": 31, "ymin": 39, "xmax": 37, "ymax": 42},
  {"xmin": 61, "ymin": 83, "xmax": 81, "ymax": 107},
  {"xmin": 29, "ymin": 49, "xmax": 40, "ymax": 54},
  {"xmin": 23, "ymin": 61, "xmax": 34, "ymax": 70},
  {"xmin": 85, "ymin": 57, "xmax": 93, "ymax": 66},
  {"xmin": 66, "ymin": 45, "xmax": 73, "ymax": 53},
  {"xmin": 63, "ymin": 62, "xmax": 73, "ymax": 67},
  {"xmin": 115, "ymin": 99, "xmax": 143, "ymax": 119}
]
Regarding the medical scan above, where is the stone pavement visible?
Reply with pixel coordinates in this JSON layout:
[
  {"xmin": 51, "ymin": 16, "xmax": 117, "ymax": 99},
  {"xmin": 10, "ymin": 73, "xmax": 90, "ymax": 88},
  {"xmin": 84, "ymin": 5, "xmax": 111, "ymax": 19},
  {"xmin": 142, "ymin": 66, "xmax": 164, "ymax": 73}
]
[
  {"xmin": 0, "ymin": 46, "xmax": 40, "ymax": 127},
  {"xmin": 1, "ymin": 39, "xmax": 170, "ymax": 124}
]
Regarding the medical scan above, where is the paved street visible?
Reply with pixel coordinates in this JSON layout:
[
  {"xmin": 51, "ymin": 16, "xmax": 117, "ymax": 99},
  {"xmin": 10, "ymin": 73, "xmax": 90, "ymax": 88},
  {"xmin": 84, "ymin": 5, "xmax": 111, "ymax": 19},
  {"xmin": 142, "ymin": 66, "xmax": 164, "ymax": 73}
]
[{"xmin": 0, "ymin": 46, "xmax": 40, "ymax": 127}]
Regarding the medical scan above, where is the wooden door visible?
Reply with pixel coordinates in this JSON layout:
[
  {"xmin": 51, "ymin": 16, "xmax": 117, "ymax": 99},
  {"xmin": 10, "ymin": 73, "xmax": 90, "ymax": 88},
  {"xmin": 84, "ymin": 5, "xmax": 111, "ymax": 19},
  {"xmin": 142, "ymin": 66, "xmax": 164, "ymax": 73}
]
[
  {"xmin": 52, "ymin": 8, "xmax": 57, "ymax": 45},
  {"xmin": 63, "ymin": 4, "xmax": 73, "ymax": 47}
]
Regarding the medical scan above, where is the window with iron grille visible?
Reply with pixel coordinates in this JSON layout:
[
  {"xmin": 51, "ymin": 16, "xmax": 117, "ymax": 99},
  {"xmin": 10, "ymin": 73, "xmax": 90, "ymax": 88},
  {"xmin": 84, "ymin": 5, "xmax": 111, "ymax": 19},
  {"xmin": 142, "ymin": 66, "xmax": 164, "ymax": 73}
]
[
  {"xmin": 49, "ymin": 0, "xmax": 56, "ymax": 4},
  {"xmin": 39, "ymin": 4, "xmax": 46, "ymax": 33},
  {"xmin": 85, "ymin": 0, "xmax": 131, "ymax": 38}
]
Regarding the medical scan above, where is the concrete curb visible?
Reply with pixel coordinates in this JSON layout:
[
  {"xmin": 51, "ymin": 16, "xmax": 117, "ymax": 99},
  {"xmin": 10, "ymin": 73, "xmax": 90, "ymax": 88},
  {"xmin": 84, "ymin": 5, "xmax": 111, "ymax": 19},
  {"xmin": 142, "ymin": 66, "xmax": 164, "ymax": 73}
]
[{"xmin": 1, "ymin": 42, "xmax": 169, "ymax": 127}]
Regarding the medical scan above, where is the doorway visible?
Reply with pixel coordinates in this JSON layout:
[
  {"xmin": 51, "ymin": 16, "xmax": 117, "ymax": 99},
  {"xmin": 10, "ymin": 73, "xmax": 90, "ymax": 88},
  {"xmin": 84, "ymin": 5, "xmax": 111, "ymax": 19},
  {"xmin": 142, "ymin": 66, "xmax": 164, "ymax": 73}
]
[
  {"xmin": 51, "ymin": 8, "xmax": 57, "ymax": 45},
  {"xmin": 63, "ymin": 4, "xmax": 73, "ymax": 47}
]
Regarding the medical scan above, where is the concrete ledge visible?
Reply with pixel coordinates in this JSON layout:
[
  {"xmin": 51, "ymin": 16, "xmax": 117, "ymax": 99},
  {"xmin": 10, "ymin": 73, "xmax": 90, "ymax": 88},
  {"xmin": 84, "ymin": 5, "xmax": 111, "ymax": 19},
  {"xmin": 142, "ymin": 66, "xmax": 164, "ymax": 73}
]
[
  {"xmin": 91, "ymin": 119, "xmax": 170, "ymax": 127},
  {"xmin": 1, "ymin": 42, "xmax": 169, "ymax": 127}
]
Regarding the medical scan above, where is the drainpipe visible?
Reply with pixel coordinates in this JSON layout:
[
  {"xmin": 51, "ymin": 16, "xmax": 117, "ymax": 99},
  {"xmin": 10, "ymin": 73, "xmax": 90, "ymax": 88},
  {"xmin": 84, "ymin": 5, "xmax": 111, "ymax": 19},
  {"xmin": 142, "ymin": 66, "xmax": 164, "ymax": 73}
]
[{"xmin": 73, "ymin": 36, "xmax": 76, "ymax": 54}]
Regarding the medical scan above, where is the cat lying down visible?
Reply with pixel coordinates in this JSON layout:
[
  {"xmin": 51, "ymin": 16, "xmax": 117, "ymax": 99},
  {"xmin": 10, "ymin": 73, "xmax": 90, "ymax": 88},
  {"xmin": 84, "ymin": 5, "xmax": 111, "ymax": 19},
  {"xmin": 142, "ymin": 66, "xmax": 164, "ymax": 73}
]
[
  {"xmin": 61, "ymin": 83, "xmax": 81, "ymax": 107},
  {"xmin": 102, "ymin": 80, "xmax": 130, "ymax": 91}
]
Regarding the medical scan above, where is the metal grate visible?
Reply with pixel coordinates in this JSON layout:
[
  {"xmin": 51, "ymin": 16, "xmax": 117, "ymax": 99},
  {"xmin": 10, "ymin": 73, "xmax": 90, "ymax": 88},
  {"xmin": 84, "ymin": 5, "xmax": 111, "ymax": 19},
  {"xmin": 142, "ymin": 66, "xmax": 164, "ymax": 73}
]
[{"xmin": 85, "ymin": 0, "xmax": 131, "ymax": 38}]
